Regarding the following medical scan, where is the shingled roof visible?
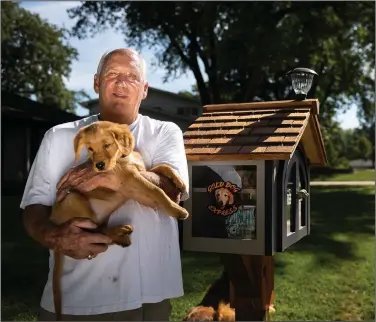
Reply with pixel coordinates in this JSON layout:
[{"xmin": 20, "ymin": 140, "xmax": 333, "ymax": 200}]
[{"xmin": 183, "ymin": 99, "xmax": 326, "ymax": 166}]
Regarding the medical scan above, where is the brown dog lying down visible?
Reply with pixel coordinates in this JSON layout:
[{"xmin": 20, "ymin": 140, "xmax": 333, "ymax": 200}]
[
  {"xmin": 183, "ymin": 270, "xmax": 235, "ymax": 321},
  {"xmin": 183, "ymin": 269, "xmax": 275, "ymax": 321},
  {"xmin": 50, "ymin": 120, "xmax": 189, "ymax": 320},
  {"xmin": 184, "ymin": 302, "xmax": 235, "ymax": 321}
]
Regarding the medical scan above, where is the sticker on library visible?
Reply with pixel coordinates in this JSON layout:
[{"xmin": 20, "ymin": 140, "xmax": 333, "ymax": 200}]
[{"xmin": 207, "ymin": 181, "xmax": 240, "ymax": 216}]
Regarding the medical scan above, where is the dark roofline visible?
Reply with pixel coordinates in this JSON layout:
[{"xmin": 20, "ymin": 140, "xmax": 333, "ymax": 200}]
[
  {"xmin": 148, "ymin": 86, "xmax": 201, "ymax": 104},
  {"xmin": 140, "ymin": 104, "xmax": 197, "ymax": 122},
  {"xmin": 80, "ymin": 86, "xmax": 201, "ymax": 109},
  {"xmin": 1, "ymin": 91, "xmax": 80, "ymax": 123}
]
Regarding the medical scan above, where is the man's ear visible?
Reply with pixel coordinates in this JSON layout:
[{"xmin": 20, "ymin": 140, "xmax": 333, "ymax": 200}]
[
  {"xmin": 142, "ymin": 81, "xmax": 149, "ymax": 100},
  {"xmin": 110, "ymin": 125, "xmax": 135, "ymax": 156},
  {"xmin": 73, "ymin": 132, "xmax": 85, "ymax": 164},
  {"xmin": 94, "ymin": 74, "xmax": 100, "ymax": 94}
]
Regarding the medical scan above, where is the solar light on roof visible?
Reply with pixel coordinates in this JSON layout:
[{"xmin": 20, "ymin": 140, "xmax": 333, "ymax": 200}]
[{"xmin": 286, "ymin": 68, "xmax": 318, "ymax": 100}]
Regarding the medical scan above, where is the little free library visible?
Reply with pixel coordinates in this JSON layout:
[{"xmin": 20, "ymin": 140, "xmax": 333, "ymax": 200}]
[{"xmin": 182, "ymin": 98, "xmax": 327, "ymax": 320}]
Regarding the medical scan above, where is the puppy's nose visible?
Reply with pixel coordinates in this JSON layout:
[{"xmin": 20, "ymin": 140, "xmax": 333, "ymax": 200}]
[
  {"xmin": 218, "ymin": 201, "xmax": 223, "ymax": 206},
  {"xmin": 95, "ymin": 161, "xmax": 105, "ymax": 170}
]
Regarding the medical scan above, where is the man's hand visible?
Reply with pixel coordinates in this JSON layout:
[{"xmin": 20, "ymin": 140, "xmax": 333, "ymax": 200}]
[
  {"xmin": 56, "ymin": 161, "xmax": 122, "ymax": 203},
  {"xmin": 47, "ymin": 217, "xmax": 112, "ymax": 259},
  {"xmin": 23, "ymin": 205, "xmax": 113, "ymax": 259}
]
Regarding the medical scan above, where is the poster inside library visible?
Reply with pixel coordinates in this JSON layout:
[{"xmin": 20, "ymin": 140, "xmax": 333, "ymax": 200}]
[{"xmin": 191, "ymin": 165, "xmax": 257, "ymax": 240}]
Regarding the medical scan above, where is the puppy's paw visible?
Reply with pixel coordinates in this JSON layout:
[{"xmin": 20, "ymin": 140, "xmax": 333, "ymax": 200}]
[
  {"xmin": 183, "ymin": 306, "xmax": 215, "ymax": 321},
  {"xmin": 106, "ymin": 225, "xmax": 134, "ymax": 247},
  {"xmin": 172, "ymin": 205, "xmax": 190, "ymax": 220}
]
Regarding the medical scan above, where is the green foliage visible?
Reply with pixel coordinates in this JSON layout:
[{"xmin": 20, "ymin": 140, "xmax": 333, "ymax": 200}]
[
  {"xmin": 325, "ymin": 139, "xmax": 340, "ymax": 168},
  {"xmin": 357, "ymin": 97, "xmax": 375, "ymax": 166},
  {"xmin": 312, "ymin": 169, "xmax": 375, "ymax": 182},
  {"xmin": 355, "ymin": 134, "xmax": 373, "ymax": 161},
  {"xmin": 68, "ymin": 2, "xmax": 374, "ymax": 122},
  {"xmin": 177, "ymin": 90, "xmax": 200, "ymax": 100},
  {"xmin": 66, "ymin": 2, "xmax": 375, "ymax": 166},
  {"xmin": 345, "ymin": 129, "xmax": 372, "ymax": 161},
  {"xmin": 1, "ymin": 2, "xmax": 89, "ymax": 111},
  {"xmin": 325, "ymin": 126, "xmax": 374, "ymax": 166}
]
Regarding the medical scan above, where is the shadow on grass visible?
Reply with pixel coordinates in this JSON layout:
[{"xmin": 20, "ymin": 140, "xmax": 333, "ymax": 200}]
[
  {"xmin": 288, "ymin": 187, "xmax": 375, "ymax": 267},
  {"xmin": 273, "ymin": 256, "xmax": 288, "ymax": 274},
  {"xmin": 180, "ymin": 251, "xmax": 221, "ymax": 293}
]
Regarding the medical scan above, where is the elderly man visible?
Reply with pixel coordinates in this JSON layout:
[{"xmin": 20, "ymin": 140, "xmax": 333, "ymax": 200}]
[{"xmin": 21, "ymin": 48, "xmax": 189, "ymax": 321}]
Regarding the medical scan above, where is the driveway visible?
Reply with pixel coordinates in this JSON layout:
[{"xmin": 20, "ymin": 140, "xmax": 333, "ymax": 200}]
[{"xmin": 311, "ymin": 181, "xmax": 374, "ymax": 186}]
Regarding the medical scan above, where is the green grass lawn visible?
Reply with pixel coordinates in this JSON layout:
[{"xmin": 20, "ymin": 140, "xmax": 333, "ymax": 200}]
[
  {"xmin": 311, "ymin": 169, "xmax": 375, "ymax": 182},
  {"xmin": 2, "ymin": 186, "xmax": 375, "ymax": 321}
]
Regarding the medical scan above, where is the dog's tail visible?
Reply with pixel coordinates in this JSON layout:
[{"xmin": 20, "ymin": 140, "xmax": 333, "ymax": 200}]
[{"xmin": 52, "ymin": 251, "xmax": 64, "ymax": 321}]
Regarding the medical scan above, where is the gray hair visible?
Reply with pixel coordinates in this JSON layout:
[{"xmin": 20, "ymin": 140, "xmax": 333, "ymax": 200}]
[{"xmin": 96, "ymin": 48, "xmax": 147, "ymax": 80}]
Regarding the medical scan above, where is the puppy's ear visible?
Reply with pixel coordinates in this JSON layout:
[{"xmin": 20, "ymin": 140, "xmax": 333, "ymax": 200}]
[
  {"xmin": 228, "ymin": 191, "xmax": 234, "ymax": 205},
  {"xmin": 110, "ymin": 124, "xmax": 135, "ymax": 156},
  {"xmin": 73, "ymin": 132, "xmax": 85, "ymax": 164}
]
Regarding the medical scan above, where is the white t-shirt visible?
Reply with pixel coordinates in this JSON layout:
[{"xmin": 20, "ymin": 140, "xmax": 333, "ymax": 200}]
[{"xmin": 20, "ymin": 113, "xmax": 189, "ymax": 315}]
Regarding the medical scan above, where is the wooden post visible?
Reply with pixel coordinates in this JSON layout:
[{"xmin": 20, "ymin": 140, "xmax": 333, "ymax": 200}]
[{"xmin": 222, "ymin": 254, "xmax": 274, "ymax": 321}]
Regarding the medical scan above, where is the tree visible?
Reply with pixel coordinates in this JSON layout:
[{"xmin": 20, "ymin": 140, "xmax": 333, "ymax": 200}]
[
  {"xmin": 1, "ymin": 2, "xmax": 89, "ymax": 111},
  {"xmin": 67, "ymin": 1, "xmax": 374, "ymax": 127},
  {"xmin": 346, "ymin": 129, "xmax": 373, "ymax": 162},
  {"xmin": 357, "ymin": 135, "xmax": 373, "ymax": 161},
  {"xmin": 325, "ymin": 139, "xmax": 340, "ymax": 168},
  {"xmin": 357, "ymin": 85, "xmax": 375, "ymax": 166},
  {"xmin": 178, "ymin": 84, "xmax": 200, "ymax": 100},
  {"xmin": 342, "ymin": 129, "xmax": 359, "ymax": 161},
  {"xmin": 337, "ymin": 127, "xmax": 374, "ymax": 165},
  {"xmin": 177, "ymin": 90, "xmax": 199, "ymax": 100}
]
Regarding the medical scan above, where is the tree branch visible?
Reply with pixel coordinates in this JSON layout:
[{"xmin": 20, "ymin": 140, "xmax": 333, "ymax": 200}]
[
  {"xmin": 161, "ymin": 23, "xmax": 210, "ymax": 105},
  {"xmin": 321, "ymin": 76, "xmax": 335, "ymax": 107}
]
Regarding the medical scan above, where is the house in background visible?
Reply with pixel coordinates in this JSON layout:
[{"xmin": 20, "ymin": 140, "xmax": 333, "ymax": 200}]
[
  {"xmin": 349, "ymin": 159, "xmax": 373, "ymax": 169},
  {"xmin": 1, "ymin": 91, "xmax": 80, "ymax": 195},
  {"xmin": 81, "ymin": 86, "xmax": 202, "ymax": 131}
]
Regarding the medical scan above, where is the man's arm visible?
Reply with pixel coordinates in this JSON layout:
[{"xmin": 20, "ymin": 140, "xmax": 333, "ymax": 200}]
[{"xmin": 23, "ymin": 204, "xmax": 55, "ymax": 249}]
